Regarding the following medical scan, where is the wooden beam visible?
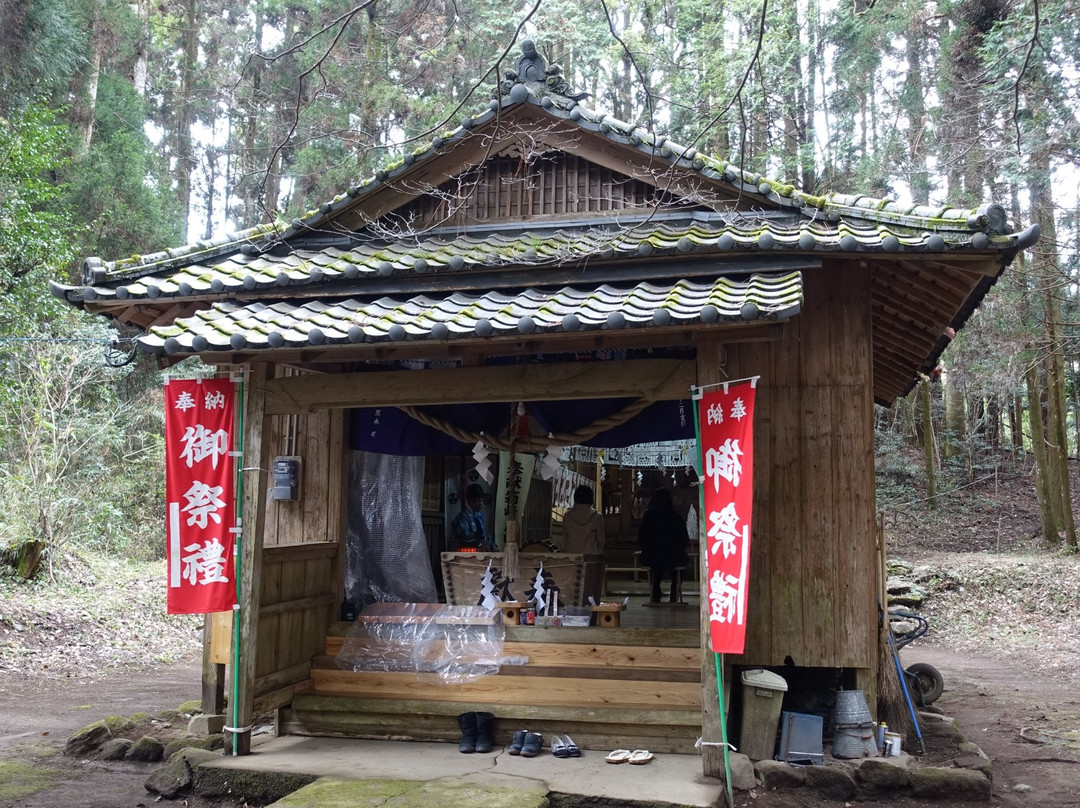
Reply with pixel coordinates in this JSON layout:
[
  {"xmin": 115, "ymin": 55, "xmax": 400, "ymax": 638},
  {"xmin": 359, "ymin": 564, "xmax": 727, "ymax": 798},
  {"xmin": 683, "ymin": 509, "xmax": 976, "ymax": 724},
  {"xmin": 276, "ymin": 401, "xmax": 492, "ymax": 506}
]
[
  {"xmin": 257, "ymin": 593, "xmax": 337, "ymax": 618},
  {"xmin": 200, "ymin": 323, "xmax": 785, "ymax": 374},
  {"xmin": 264, "ymin": 357, "xmax": 697, "ymax": 414},
  {"xmin": 233, "ymin": 362, "xmax": 272, "ymax": 755}
]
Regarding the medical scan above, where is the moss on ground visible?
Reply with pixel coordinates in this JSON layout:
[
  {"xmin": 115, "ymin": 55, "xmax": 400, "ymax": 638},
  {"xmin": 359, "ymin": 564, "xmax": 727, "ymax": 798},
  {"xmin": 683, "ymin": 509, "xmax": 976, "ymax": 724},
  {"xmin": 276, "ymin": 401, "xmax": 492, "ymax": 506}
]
[
  {"xmin": 0, "ymin": 760, "xmax": 61, "ymax": 801},
  {"xmin": 270, "ymin": 777, "xmax": 549, "ymax": 808},
  {"xmin": 178, "ymin": 699, "xmax": 202, "ymax": 714}
]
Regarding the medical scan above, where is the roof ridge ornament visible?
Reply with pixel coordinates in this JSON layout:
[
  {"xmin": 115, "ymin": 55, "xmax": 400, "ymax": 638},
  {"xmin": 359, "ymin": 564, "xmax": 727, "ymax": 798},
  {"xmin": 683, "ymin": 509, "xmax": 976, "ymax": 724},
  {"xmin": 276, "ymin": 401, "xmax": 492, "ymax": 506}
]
[{"xmin": 497, "ymin": 39, "xmax": 589, "ymax": 104}]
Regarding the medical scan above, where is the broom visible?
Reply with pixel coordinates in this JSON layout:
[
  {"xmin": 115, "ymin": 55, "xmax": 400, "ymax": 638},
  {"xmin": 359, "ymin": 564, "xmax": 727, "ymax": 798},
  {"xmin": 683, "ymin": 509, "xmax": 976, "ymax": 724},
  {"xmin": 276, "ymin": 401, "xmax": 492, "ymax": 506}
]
[
  {"xmin": 877, "ymin": 607, "xmax": 916, "ymax": 745},
  {"xmin": 875, "ymin": 517, "xmax": 915, "ymax": 748}
]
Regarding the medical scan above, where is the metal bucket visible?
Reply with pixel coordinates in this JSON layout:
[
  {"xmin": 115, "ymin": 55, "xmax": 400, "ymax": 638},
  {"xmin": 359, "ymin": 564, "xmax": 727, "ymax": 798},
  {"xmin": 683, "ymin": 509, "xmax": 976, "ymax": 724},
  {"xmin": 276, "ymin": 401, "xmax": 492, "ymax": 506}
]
[
  {"xmin": 833, "ymin": 690, "xmax": 873, "ymax": 726},
  {"xmin": 832, "ymin": 690, "xmax": 880, "ymax": 759}
]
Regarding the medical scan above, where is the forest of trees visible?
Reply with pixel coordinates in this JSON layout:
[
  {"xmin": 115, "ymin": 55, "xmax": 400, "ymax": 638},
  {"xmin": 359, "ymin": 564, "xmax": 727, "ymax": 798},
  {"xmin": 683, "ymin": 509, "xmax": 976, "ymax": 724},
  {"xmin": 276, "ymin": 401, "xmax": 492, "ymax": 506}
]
[{"xmin": 2, "ymin": 0, "xmax": 1079, "ymax": 570}]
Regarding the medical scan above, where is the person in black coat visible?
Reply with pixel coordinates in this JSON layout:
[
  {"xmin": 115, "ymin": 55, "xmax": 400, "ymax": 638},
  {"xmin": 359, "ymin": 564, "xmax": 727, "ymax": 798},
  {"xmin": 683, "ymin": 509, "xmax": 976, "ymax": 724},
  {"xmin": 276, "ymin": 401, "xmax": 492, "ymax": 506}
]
[{"xmin": 637, "ymin": 488, "xmax": 690, "ymax": 603}]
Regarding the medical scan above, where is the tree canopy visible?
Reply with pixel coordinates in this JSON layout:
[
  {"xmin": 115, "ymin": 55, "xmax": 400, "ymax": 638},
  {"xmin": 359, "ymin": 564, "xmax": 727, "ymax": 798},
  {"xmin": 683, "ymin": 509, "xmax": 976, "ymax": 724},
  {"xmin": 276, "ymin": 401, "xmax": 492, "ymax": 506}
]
[{"xmin": 2, "ymin": 0, "xmax": 1079, "ymax": 561}]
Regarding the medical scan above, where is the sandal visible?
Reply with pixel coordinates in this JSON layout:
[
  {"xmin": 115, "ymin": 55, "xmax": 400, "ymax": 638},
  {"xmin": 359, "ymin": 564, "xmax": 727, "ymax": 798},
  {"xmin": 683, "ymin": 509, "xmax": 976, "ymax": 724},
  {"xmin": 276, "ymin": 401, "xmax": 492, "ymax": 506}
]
[
  {"xmin": 628, "ymin": 749, "xmax": 654, "ymax": 765},
  {"xmin": 605, "ymin": 749, "xmax": 632, "ymax": 764},
  {"xmin": 562, "ymin": 734, "xmax": 581, "ymax": 757}
]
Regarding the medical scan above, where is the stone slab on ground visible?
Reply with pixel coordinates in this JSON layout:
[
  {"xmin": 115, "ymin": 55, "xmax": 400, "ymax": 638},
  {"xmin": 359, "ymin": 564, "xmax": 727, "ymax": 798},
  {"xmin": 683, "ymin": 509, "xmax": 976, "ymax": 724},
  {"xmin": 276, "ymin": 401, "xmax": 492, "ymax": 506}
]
[
  {"xmin": 197, "ymin": 736, "xmax": 724, "ymax": 808},
  {"xmin": 268, "ymin": 775, "xmax": 549, "ymax": 808}
]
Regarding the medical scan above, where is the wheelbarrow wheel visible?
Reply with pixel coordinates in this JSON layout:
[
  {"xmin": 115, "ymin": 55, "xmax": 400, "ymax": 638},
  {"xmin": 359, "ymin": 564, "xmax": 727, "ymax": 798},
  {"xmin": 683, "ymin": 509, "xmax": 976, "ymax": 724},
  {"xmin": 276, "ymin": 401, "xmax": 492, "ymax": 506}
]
[{"xmin": 906, "ymin": 662, "xmax": 944, "ymax": 705}]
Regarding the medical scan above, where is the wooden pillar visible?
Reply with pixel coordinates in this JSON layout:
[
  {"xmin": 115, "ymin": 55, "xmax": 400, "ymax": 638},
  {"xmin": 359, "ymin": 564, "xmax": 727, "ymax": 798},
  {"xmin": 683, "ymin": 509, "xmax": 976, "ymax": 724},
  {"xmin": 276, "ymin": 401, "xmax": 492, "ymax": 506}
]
[
  {"xmin": 231, "ymin": 362, "xmax": 272, "ymax": 754},
  {"xmin": 329, "ymin": 408, "xmax": 349, "ymax": 626},
  {"xmin": 200, "ymin": 614, "xmax": 226, "ymax": 715},
  {"xmin": 696, "ymin": 338, "xmax": 725, "ymax": 779}
]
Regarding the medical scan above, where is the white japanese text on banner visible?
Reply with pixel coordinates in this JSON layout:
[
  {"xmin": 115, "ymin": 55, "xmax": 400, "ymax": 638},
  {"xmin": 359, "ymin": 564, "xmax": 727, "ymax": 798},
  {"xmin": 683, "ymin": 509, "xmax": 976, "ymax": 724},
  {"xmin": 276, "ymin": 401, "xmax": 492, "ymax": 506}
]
[
  {"xmin": 696, "ymin": 379, "xmax": 757, "ymax": 654},
  {"xmin": 164, "ymin": 378, "xmax": 238, "ymax": 614}
]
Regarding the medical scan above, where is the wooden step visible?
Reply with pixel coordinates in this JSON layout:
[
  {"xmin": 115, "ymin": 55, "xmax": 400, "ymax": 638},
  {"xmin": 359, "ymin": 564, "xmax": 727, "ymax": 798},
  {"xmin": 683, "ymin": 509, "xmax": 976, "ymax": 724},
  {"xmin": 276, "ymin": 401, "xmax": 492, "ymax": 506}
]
[
  {"xmin": 280, "ymin": 693, "xmax": 701, "ymax": 753},
  {"xmin": 326, "ymin": 637, "xmax": 701, "ymax": 669},
  {"xmin": 317, "ymin": 653, "xmax": 699, "ymax": 682},
  {"xmin": 308, "ymin": 667, "xmax": 702, "ymax": 710}
]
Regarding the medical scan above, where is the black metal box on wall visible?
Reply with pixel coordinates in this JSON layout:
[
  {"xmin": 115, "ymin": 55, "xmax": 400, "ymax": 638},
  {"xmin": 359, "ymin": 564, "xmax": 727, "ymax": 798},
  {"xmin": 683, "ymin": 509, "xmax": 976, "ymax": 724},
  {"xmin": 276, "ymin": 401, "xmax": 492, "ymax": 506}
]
[{"xmin": 272, "ymin": 456, "xmax": 302, "ymax": 501}]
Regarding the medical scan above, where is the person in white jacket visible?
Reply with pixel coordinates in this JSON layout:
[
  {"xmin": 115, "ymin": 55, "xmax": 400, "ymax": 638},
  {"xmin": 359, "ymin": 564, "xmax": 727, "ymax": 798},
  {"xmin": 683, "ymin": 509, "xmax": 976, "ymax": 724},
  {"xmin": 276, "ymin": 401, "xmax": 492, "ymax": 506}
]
[{"xmin": 560, "ymin": 485, "xmax": 606, "ymax": 603}]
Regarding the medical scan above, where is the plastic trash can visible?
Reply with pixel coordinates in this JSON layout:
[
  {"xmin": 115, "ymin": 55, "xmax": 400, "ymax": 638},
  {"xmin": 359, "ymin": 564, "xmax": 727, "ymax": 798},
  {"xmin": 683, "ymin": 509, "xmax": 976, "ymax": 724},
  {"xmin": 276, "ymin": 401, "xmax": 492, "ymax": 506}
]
[{"xmin": 739, "ymin": 669, "xmax": 788, "ymax": 760}]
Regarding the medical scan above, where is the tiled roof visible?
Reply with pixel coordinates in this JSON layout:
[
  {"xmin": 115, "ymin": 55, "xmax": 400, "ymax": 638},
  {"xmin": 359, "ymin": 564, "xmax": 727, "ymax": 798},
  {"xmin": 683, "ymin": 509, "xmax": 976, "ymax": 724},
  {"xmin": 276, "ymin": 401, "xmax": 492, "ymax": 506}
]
[
  {"xmin": 65, "ymin": 53, "xmax": 1029, "ymax": 287},
  {"xmin": 54, "ymin": 212, "xmax": 1033, "ymax": 308},
  {"xmin": 50, "ymin": 41, "xmax": 1038, "ymax": 404},
  {"xmin": 140, "ymin": 274, "xmax": 803, "ymax": 355}
]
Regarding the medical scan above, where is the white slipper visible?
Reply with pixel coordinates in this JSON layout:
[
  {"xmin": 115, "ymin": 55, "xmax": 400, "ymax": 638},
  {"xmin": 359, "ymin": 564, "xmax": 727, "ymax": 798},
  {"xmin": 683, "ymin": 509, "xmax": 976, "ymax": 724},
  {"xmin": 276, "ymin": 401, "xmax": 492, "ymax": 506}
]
[
  {"xmin": 605, "ymin": 748, "xmax": 632, "ymax": 763},
  {"xmin": 628, "ymin": 749, "xmax": 654, "ymax": 765}
]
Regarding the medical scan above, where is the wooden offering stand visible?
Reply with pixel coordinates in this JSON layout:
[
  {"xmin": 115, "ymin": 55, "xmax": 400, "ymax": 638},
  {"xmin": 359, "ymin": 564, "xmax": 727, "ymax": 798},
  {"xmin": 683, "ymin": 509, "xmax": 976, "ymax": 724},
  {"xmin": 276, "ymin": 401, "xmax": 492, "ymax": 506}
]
[
  {"xmin": 589, "ymin": 601, "xmax": 626, "ymax": 628},
  {"xmin": 495, "ymin": 601, "xmax": 523, "ymax": 625}
]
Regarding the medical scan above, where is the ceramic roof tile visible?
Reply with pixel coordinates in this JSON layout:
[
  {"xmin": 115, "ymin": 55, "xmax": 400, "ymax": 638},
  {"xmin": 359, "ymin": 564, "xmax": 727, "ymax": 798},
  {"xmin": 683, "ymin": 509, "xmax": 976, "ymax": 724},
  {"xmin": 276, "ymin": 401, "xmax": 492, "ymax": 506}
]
[
  {"xmin": 140, "ymin": 273, "xmax": 801, "ymax": 356},
  {"xmin": 70, "ymin": 43, "xmax": 1027, "ymax": 289},
  {"xmin": 54, "ymin": 214, "xmax": 1036, "ymax": 309}
]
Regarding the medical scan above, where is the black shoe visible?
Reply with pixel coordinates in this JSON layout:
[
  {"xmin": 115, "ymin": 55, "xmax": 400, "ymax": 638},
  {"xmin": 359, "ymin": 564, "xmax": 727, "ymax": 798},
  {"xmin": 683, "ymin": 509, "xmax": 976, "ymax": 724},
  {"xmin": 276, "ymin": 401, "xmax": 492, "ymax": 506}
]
[
  {"xmin": 456, "ymin": 712, "xmax": 477, "ymax": 753},
  {"xmin": 507, "ymin": 729, "xmax": 527, "ymax": 755},
  {"xmin": 521, "ymin": 731, "xmax": 544, "ymax": 757},
  {"xmin": 474, "ymin": 711, "xmax": 494, "ymax": 753}
]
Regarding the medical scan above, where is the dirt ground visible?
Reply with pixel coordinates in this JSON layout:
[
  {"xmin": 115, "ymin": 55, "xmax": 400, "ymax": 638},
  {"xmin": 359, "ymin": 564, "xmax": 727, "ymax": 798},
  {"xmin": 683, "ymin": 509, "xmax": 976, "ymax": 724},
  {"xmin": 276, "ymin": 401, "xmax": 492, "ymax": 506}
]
[
  {"xmin": 1, "ymin": 461, "xmax": 1079, "ymax": 807},
  {"xmin": 2, "ymin": 631, "xmax": 1078, "ymax": 807}
]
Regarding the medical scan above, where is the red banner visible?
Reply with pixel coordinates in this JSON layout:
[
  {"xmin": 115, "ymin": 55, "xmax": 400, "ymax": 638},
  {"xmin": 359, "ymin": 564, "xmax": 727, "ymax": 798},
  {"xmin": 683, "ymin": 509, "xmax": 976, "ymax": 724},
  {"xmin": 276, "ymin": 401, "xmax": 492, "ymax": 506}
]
[
  {"xmin": 164, "ymin": 378, "xmax": 238, "ymax": 615},
  {"xmin": 697, "ymin": 379, "xmax": 757, "ymax": 654}
]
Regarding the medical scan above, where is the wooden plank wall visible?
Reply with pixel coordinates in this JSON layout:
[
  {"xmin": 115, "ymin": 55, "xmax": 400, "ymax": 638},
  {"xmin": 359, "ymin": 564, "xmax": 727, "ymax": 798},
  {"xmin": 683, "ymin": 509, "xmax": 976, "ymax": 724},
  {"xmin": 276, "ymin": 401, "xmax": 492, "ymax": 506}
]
[
  {"xmin": 722, "ymin": 260, "xmax": 877, "ymax": 670},
  {"xmin": 253, "ymin": 542, "xmax": 338, "ymax": 712},
  {"xmin": 262, "ymin": 369, "xmax": 343, "ymax": 548},
  {"xmin": 251, "ymin": 366, "xmax": 347, "ymax": 712},
  {"xmin": 395, "ymin": 154, "xmax": 686, "ymax": 226}
]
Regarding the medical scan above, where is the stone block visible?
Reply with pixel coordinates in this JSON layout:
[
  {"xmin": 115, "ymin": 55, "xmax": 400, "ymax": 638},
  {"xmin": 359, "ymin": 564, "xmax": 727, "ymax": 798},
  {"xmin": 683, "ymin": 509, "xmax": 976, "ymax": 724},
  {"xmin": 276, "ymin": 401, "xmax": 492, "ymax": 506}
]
[
  {"xmin": 951, "ymin": 754, "xmax": 993, "ymax": 782},
  {"xmin": 727, "ymin": 752, "xmax": 758, "ymax": 791},
  {"xmin": 755, "ymin": 759, "xmax": 807, "ymax": 788},
  {"xmin": 98, "ymin": 738, "xmax": 133, "ymax": 761},
  {"xmin": 145, "ymin": 748, "xmax": 220, "ymax": 799},
  {"xmin": 64, "ymin": 721, "xmax": 111, "ymax": 757},
  {"xmin": 856, "ymin": 757, "xmax": 913, "ymax": 791},
  {"xmin": 919, "ymin": 714, "xmax": 965, "ymax": 747},
  {"xmin": 126, "ymin": 735, "xmax": 165, "ymax": 763},
  {"xmin": 163, "ymin": 738, "xmax": 204, "ymax": 760},
  {"xmin": 958, "ymin": 741, "xmax": 989, "ymax": 759},
  {"xmin": 910, "ymin": 766, "xmax": 992, "ymax": 800},
  {"xmin": 188, "ymin": 713, "xmax": 226, "ymax": 735},
  {"xmin": 804, "ymin": 765, "xmax": 857, "ymax": 800}
]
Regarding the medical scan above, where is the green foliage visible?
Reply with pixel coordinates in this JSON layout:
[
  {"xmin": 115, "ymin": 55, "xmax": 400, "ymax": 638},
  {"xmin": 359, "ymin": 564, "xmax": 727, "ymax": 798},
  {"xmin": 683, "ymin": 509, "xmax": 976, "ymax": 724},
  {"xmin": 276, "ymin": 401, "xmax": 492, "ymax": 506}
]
[
  {"xmin": 0, "ymin": 0, "xmax": 84, "ymax": 113},
  {"xmin": 0, "ymin": 103, "xmax": 80, "ymax": 333},
  {"xmin": 60, "ymin": 75, "xmax": 184, "ymax": 259},
  {"xmin": 875, "ymin": 426, "xmax": 923, "ymax": 507},
  {"xmin": 0, "ymin": 319, "xmax": 166, "ymax": 575}
]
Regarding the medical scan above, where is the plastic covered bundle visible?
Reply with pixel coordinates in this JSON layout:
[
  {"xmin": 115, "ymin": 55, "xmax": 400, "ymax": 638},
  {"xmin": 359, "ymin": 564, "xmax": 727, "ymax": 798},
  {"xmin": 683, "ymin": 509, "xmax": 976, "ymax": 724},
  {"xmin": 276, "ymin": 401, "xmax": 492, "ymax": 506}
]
[
  {"xmin": 343, "ymin": 451, "xmax": 438, "ymax": 609},
  {"xmin": 335, "ymin": 602, "xmax": 506, "ymax": 684}
]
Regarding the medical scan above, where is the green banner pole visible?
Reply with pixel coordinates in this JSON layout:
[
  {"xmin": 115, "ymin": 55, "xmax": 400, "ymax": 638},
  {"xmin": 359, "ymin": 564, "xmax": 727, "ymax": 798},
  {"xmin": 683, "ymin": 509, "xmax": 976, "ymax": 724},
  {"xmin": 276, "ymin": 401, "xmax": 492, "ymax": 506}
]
[
  {"xmin": 230, "ymin": 373, "xmax": 244, "ymax": 756},
  {"xmin": 692, "ymin": 388, "xmax": 734, "ymax": 808}
]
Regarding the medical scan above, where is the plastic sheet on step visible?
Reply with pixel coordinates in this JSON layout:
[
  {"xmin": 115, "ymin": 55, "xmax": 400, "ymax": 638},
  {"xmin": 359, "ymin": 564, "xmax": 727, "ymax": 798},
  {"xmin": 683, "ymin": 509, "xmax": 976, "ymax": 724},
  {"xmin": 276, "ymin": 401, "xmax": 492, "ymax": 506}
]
[{"xmin": 335, "ymin": 602, "xmax": 505, "ymax": 683}]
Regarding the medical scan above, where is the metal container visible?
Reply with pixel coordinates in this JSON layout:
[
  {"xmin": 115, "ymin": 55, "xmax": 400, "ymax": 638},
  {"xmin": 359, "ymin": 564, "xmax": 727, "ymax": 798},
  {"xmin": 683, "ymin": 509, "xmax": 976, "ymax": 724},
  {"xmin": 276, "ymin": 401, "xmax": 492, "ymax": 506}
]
[{"xmin": 832, "ymin": 689, "xmax": 880, "ymax": 759}]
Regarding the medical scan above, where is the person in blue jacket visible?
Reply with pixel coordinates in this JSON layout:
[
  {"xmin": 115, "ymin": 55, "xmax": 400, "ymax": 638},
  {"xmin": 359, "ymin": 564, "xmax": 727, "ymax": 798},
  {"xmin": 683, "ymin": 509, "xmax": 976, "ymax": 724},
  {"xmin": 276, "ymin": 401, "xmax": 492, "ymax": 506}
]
[{"xmin": 452, "ymin": 483, "xmax": 495, "ymax": 551}]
